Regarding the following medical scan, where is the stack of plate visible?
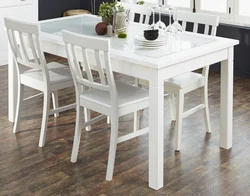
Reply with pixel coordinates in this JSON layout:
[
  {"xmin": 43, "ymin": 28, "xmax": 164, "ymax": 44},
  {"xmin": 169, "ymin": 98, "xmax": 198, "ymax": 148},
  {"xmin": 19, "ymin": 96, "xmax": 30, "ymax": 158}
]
[{"xmin": 134, "ymin": 34, "xmax": 167, "ymax": 48}]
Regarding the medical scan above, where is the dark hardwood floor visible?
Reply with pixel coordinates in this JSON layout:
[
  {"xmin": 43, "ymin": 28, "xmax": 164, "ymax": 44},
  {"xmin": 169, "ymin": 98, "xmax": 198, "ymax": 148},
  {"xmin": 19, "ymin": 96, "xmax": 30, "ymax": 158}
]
[{"xmin": 1, "ymin": 56, "xmax": 250, "ymax": 196}]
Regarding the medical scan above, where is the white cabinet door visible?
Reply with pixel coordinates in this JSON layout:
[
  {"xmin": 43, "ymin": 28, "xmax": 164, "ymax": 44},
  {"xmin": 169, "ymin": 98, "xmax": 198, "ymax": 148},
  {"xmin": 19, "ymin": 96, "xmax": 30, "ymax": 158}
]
[
  {"xmin": 0, "ymin": 5, "xmax": 33, "ymax": 65},
  {"xmin": 0, "ymin": 0, "xmax": 14, "ymax": 7},
  {"xmin": 0, "ymin": 0, "xmax": 32, "ymax": 8}
]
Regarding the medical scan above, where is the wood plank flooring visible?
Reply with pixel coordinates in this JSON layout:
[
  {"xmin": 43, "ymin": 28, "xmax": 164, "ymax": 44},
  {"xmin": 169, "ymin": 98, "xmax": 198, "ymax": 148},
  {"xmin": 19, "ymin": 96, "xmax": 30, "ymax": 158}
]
[{"xmin": 1, "ymin": 55, "xmax": 250, "ymax": 196}]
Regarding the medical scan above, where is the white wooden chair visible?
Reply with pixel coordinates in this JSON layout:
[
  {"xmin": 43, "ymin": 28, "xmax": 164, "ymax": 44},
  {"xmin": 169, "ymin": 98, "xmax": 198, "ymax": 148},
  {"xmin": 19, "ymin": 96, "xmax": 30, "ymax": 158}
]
[
  {"xmin": 63, "ymin": 30, "xmax": 149, "ymax": 181},
  {"xmin": 108, "ymin": 1, "xmax": 151, "ymax": 131},
  {"xmin": 138, "ymin": 12, "xmax": 219, "ymax": 151},
  {"xmin": 4, "ymin": 18, "xmax": 75, "ymax": 147},
  {"xmin": 166, "ymin": 12, "xmax": 219, "ymax": 151}
]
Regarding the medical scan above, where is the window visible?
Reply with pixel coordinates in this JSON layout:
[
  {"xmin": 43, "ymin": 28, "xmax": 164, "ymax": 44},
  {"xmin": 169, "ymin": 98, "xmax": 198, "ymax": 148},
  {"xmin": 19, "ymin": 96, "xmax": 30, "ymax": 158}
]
[
  {"xmin": 200, "ymin": 0, "xmax": 227, "ymax": 14},
  {"xmin": 238, "ymin": 0, "xmax": 250, "ymax": 17},
  {"xmin": 233, "ymin": 0, "xmax": 250, "ymax": 24},
  {"xmin": 163, "ymin": 0, "xmax": 250, "ymax": 26},
  {"xmin": 194, "ymin": 0, "xmax": 229, "ymax": 20},
  {"xmin": 167, "ymin": 0, "xmax": 191, "ymax": 8}
]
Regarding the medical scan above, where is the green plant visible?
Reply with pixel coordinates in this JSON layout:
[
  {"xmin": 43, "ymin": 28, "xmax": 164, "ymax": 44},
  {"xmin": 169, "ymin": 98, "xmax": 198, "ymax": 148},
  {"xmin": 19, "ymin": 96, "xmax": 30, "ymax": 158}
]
[
  {"xmin": 98, "ymin": 1, "xmax": 125, "ymax": 18},
  {"xmin": 98, "ymin": 1, "xmax": 116, "ymax": 18},
  {"xmin": 137, "ymin": 1, "xmax": 145, "ymax": 5}
]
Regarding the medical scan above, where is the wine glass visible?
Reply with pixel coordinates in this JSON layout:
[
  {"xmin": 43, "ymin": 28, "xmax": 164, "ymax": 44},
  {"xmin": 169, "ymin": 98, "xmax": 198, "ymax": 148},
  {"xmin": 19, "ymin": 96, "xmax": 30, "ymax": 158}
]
[
  {"xmin": 165, "ymin": 6, "xmax": 177, "ymax": 33},
  {"xmin": 172, "ymin": 7, "xmax": 183, "ymax": 33},
  {"xmin": 148, "ymin": 6, "xmax": 159, "ymax": 30},
  {"xmin": 156, "ymin": 5, "xmax": 166, "ymax": 31}
]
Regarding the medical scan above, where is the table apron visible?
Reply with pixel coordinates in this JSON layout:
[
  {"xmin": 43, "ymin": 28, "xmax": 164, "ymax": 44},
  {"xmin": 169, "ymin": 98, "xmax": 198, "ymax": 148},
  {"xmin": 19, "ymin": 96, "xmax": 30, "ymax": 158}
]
[{"xmin": 41, "ymin": 40, "xmax": 228, "ymax": 87}]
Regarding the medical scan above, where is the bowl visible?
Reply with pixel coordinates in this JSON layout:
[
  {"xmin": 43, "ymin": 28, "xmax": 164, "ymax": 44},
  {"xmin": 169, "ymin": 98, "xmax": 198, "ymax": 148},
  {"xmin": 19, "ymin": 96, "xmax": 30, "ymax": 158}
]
[{"xmin": 144, "ymin": 29, "xmax": 159, "ymax": 41}]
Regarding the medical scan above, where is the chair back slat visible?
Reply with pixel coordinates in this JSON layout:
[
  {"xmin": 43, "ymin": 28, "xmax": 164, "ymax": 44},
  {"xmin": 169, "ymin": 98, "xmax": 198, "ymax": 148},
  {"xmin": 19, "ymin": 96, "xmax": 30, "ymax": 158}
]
[
  {"xmin": 18, "ymin": 32, "xmax": 30, "ymax": 61},
  {"xmin": 28, "ymin": 34, "xmax": 40, "ymax": 65},
  {"xmin": 144, "ymin": 15, "xmax": 150, "ymax": 24},
  {"xmin": 69, "ymin": 45, "xmax": 83, "ymax": 80},
  {"xmin": 177, "ymin": 11, "xmax": 219, "ymax": 36},
  {"xmin": 139, "ymin": 14, "xmax": 144, "ymax": 23},
  {"xmin": 63, "ymin": 30, "xmax": 116, "ymax": 99},
  {"xmin": 81, "ymin": 47, "xmax": 94, "ymax": 83},
  {"xmin": 193, "ymin": 23, "xmax": 198, "ymax": 33},
  {"xmin": 204, "ymin": 24, "xmax": 209, "ymax": 35},
  {"xmin": 103, "ymin": 51, "xmax": 117, "ymax": 100},
  {"xmin": 94, "ymin": 50, "xmax": 107, "ymax": 85},
  {"xmin": 182, "ymin": 21, "xmax": 187, "ymax": 31},
  {"xmin": 122, "ymin": 3, "xmax": 152, "ymax": 24},
  {"xmin": 211, "ymin": 26, "xmax": 217, "ymax": 36}
]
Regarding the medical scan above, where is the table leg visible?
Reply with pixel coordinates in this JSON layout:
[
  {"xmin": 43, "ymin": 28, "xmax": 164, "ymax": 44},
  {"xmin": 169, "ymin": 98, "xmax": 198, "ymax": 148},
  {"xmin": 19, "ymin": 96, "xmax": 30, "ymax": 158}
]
[
  {"xmin": 149, "ymin": 83, "xmax": 164, "ymax": 190},
  {"xmin": 8, "ymin": 45, "xmax": 17, "ymax": 122},
  {"xmin": 220, "ymin": 47, "xmax": 234, "ymax": 149}
]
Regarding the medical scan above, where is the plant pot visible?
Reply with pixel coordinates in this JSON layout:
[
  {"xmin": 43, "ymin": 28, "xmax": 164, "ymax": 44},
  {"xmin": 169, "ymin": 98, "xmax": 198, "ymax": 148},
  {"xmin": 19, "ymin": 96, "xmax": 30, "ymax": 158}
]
[{"xmin": 102, "ymin": 17, "xmax": 113, "ymax": 25}]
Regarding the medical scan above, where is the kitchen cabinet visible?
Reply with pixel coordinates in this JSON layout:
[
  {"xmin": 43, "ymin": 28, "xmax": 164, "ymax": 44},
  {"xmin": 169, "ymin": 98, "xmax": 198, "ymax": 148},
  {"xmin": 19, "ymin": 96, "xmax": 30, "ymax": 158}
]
[{"xmin": 0, "ymin": 0, "xmax": 38, "ymax": 65}]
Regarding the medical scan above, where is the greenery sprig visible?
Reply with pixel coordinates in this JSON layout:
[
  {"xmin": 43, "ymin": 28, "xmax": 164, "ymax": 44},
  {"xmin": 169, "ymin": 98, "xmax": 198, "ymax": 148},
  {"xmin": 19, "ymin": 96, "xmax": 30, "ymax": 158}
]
[{"xmin": 137, "ymin": 1, "xmax": 145, "ymax": 5}]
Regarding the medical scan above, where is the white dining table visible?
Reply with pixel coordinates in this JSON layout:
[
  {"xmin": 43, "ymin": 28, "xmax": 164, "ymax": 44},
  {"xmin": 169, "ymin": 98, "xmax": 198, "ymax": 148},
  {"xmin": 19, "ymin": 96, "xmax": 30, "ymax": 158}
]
[{"xmin": 8, "ymin": 14, "xmax": 239, "ymax": 190}]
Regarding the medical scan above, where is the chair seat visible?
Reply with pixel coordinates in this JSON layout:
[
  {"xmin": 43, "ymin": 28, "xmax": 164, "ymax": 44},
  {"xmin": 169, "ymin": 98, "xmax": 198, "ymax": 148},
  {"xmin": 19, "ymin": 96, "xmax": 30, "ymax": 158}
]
[
  {"xmin": 20, "ymin": 62, "xmax": 73, "ymax": 91},
  {"xmin": 165, "ymin": 72, "xmax": 204, "ymax": 89},
  {"xmin": 80, "ymin": 81, "xmax": 149, "ymax": 110}
]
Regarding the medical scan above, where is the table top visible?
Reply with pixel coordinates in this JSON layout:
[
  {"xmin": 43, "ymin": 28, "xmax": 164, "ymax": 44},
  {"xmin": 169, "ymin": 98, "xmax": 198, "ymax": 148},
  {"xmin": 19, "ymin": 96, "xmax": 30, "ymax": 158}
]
[{"xmin": 40, "ymin": 14, "xmax": 239, "ymax": 69}]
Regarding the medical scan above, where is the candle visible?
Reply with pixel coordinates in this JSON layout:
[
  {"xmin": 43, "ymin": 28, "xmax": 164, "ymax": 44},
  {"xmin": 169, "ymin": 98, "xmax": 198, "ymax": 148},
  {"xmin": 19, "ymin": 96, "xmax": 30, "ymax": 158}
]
[{"xmin": 107, "ymin": 24, "xmax": 113, "ymax": 37}]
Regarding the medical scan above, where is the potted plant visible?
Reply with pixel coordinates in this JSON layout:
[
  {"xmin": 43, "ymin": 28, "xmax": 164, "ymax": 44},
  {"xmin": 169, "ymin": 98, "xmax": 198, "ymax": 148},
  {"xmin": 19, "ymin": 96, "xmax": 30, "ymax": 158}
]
[
  {"xmin": 98, "ymin": 1, "xmax": 125, "ymax": 24},
  {"xmin": 98, "ymin": 1, "xmax": 116, "ymax": 24}
]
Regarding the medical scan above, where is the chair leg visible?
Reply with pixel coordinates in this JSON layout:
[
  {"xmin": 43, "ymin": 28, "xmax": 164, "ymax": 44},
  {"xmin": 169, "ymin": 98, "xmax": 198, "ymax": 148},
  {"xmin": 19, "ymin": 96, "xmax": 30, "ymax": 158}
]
[
  {"xmin": 107, "ymin": 116, "xmax": 111, "ymax": 124},
  {"xmin": 84, "ymin": 108, "xmax": 91, "ymax": 131},
  {"xmin": 133, "ymin": 78, "xmax": 141, "ymax": 132},
  {"xmin": 133, "ymin": 111, "xmax": 140, "ymax": 132},
  {"xmin": 71, "ymin": 106, "xmax": 83, "ymax": 163},
  {"xmin": 39, "ymin": 91, "xmax": 50, "ymax": 147},
  {"xmin": 175, "ymin": 91, "xmax": 184, "ymax": 152},
  {"xmin": 52, "ymin": 91, "xmax": 59, "ymax": 117},
  {"xmin": 81, "ymin": 84, "xmax": 91, "ymax": 131},
  {"xmin": 202, "ymin": 86, "xmax": 212, "ymax": 133},
  {"xmin": 13, "ymin": 83, "xmax": 24, "ymax": 133},
  {"xmin": 169, "ymin": 93, "xmax": 176, "ymax": 121},
  {"xmin": 106, "ymin": 115, "xmax": 119, "ymax": 181},
  {"xmin": 135, "ymin": 78, "xmax": 140, "ymax": 87}
]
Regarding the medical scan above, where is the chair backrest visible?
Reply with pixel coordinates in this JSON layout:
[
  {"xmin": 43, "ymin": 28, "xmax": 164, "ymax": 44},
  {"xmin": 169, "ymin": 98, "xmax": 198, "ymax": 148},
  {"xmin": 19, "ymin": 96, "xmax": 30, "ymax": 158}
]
[
  {"xmin": 176, "ymin": 12, "xmax": 219, "ymax": 77},
  {"xmin": 4, "ymin": 18, "xmax": 47, "ymax": 74},
  {"xmin": 122, "ymin": 2, "xmax": 152, "ymax": 24},
  {"xmin": 62, "ymin": 30, "xmax": 117, "ymax": 104},
  {"xmin": 177, "ymin": 11, "xmax": 219, "ymax": 36}
]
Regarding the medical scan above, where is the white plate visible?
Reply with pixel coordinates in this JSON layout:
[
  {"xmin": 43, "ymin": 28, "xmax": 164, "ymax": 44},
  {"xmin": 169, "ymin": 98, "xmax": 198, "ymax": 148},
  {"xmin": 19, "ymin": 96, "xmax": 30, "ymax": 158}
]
[
  {"xmin": 135, "ymin": 44, "xmax": 166, "ymax": 48},
  {"xmin": 134, "ymin": 41, "xmax": 166, "ymax": 47},
  {"xmin": 134, "ymin": 34, "xmax": 167, "ymax": 43},
  {"xmin": 134, "ymin": 39, "xmax": 167, "ymax": 45},
  {"xmin": 134, "ymin": 41, "xmax": 166, "ymax": 48}
]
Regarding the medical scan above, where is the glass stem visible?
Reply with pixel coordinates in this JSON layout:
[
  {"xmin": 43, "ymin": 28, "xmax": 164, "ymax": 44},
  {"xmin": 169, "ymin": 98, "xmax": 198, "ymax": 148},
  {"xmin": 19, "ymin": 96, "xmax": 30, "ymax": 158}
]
[
  {"xmin": 173, "ymin": 8, "xmax": 177, "ymax": 22},
  {"xmin": 168, "ymin": 9, "xmax": 171, "ymax": 26},
  {"xmin": 159, "ymin": 7, "xmax": 161, "ymax": 22},
  {"xmin": 152, "ymin": 9, "xmax": 155, "ymax": 24}
]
